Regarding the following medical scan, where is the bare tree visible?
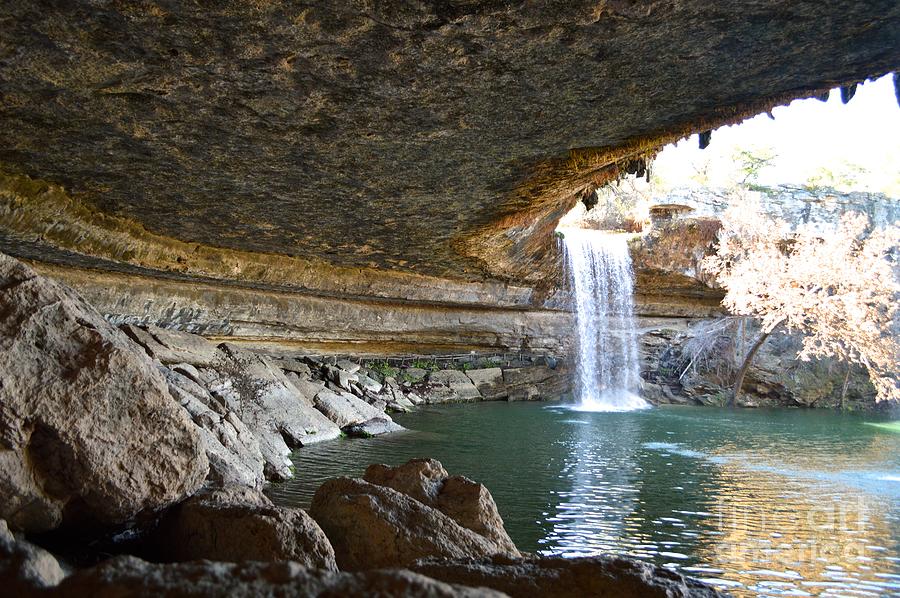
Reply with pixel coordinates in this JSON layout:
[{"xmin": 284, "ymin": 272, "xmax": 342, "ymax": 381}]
[{"xmin": 703, "ymin": 196, "xmax": 900, "ymax": 405}]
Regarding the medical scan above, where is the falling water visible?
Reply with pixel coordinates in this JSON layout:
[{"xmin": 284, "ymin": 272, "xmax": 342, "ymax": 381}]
[{"xmin": 561, "ymin": 228, "xmax": 650, "ymax": 411}]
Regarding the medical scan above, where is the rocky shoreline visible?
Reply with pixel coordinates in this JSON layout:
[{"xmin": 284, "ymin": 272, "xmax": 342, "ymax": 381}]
[{"xmin": 118, "ymin": 319, "xmax": 571, "ymax": 486}]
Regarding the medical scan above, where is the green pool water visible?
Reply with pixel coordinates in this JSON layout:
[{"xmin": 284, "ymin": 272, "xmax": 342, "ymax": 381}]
[{"xmin": 267, "ymin": 403, "xmax": 900, "ymax": 596}]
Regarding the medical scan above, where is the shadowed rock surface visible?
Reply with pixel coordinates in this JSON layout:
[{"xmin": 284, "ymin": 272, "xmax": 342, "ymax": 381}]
[
  {"xmin": 49, "ymin": 556, "xmax": 506, "ymax": 598},
  {"xmin": 0, "ymin": 253, "xmax": 208, "ymax": 533},
  {"xmin": 153, "ymin": 486, "xmax": 337, "ymax": 570},
  {"xmin": 1, "ymin": 1, "xmax": 897, "ymax": 288},
  {"xmin": 410, "ymin": 554, "xmax": 726, "ymax": 598},
  {"xmin": 363, "ymin": 459, "xmax": 519, "ymax": 554},
  {"xmin": 162, "ymin": 365, "xmax": 267, "ymax": 489},
  {"xmin": 198, "ymin": 344, "xmax": 341, "ymax": 479},
  {"xmin": 310, "ymin": 475, "xmax": 519, "ymax": 571},
  {"xmin": 0, "ymin": 519, "xmax": 66, "ymax": 595}
]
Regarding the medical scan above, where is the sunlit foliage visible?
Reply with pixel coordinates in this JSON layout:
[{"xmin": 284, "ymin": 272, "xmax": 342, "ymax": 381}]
[{"xmin": 703, "ymin": 197, "xmax": 900, "ymax": 402}]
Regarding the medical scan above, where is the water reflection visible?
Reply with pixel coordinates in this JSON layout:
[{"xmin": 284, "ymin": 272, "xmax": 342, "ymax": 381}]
[
  {"xmin": 267, "ymin": 403, "xmax": 900, "ymax": 597},
  {"xmin": 539, "ymin": 409, "xmax": 645, "ymax": 556}
]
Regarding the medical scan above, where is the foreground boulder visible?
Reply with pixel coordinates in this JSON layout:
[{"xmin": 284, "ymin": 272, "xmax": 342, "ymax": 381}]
[
  {"xmin": 50, "ymin": 556, "xmax": 503, "ymax": 598},
  {"xmin": 0, "ymin": 253, "xmax": 208, "ymax": 532},
  {"xmin": 0, "ymin": 519, "xmax": 66, "ymax": 594},
  {"xmin": 364, "ymin": 459, "xmax": 518, "ymax": 554},
  {"xmin": 411, "ymin": 555, "xmax": 725, "ymax": 598},
  {"xmin": 154, "ymin": 486, "xmax": 337, "ymax": 570},
  {"xmin": 310, "ymin": 459, "xmax": 519, "ymax": 570}
]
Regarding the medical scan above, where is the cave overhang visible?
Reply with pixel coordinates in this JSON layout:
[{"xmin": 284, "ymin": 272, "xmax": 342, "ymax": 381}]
[{"xmin": 1, "ymin": 1, "xmax": 897, "ymax": 300}]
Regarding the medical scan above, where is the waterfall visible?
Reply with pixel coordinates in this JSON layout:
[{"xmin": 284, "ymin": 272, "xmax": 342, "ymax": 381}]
[{"xmin": 561, "ymin": 228, "xmax": 650, "ymax": 411}]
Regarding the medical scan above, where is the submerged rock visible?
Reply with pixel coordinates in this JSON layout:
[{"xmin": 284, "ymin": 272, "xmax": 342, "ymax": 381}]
[
  {"xmin": 0, "ymin": 519, "xmax": 66, "ymax": 594},
  {"xmin": 154, "ymin": 486, "xmax": 337, "ymax": 570},
  {"xmin": 343, "ymin": 417, "xmax": 405, "ymax": 438},
  {"xmin": 50, "ymin": 555, "xmax": 501, "ymax": 598},
  {"xmin": 0, "ymin": 253, "xmax": 208, "ymax": 532},
  {"xmin": 411, "ymin": 554, "xmax": 725, "ymax": 598}
]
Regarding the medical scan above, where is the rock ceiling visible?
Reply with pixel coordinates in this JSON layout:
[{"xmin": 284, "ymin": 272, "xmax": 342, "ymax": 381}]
[{"xmin": 1, "ymin": 1, "xmax": 897, "ymax": 288}]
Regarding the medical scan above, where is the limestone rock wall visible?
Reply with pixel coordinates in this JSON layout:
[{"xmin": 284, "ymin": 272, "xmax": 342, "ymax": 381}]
[{"xmin": 29, "ymin": 262, "xmax": 574, "ymax": 356}]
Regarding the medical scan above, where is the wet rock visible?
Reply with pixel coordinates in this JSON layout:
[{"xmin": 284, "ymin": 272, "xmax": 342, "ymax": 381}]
[
  {"xmin": 0, "ymin": 253, "xmax": 208, "ymax": 532},
  {"xmin": 120, "ymin": 324, "xmax": 219, "ymax": 366},
  {"xmin": 507, "ymin": 385, "xmax": 540, "ymax": 401},
  {"xmin": 501, "ymin": 366, "xmax": 554, "ymax": 387},
  {"xmin": 501, "ymin": 365, "xmax": 569, "ymax": 401},
  {"xmin": 466, "ymin": 368, "xmax": 506, "ymax": 400},
  {"xmin": 364, "ymin": 459, "xmax": 518, "ymax": 555},
  {"xmin": 154, "ymin": 486, "xmax": 337, "ymax": 570},
  {"xmin": 411, "ymin": 554, "xmax": 725, "ymax": 598},
  {"xmin": 51, "ymin": 555, "xmax": 501, "ymax": 598},
  {"xmin": 162, "ymin": 367, "xmax": 265, "ymax": 489},
  {"xmin": 0, "ymin": 519, "xmax": 66, "ymax": 593},
  {"xmin": 310, "ymin": 477, "xmax": 517, "ymax": 571},
  {"xmin": 343, "ymin": 417, "xmax": 405, "ymax": 438},
  {"xmin": 314, "ymin": 388, "xmax": 387, "ymax": 428},
  {"xmin": 427, "ymin": 370, "xmax": 482, "ymax": 402}
]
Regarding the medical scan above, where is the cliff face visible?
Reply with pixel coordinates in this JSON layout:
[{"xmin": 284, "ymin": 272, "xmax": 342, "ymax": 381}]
[{"xmin": 622, "ymin": 185, "xmax": 899, "ymax": 409}]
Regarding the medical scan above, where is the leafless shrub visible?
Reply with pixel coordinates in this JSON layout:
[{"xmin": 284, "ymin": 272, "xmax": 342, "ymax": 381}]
[{"xmin": 213, "ymin": 351, "xmax": 272, "ymax": 418}]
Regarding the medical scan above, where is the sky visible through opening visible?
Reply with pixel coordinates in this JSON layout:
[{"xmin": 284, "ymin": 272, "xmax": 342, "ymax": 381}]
[{"xmin": 652, "ymin": 74, "xmax": 900, "ymax": 195}]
